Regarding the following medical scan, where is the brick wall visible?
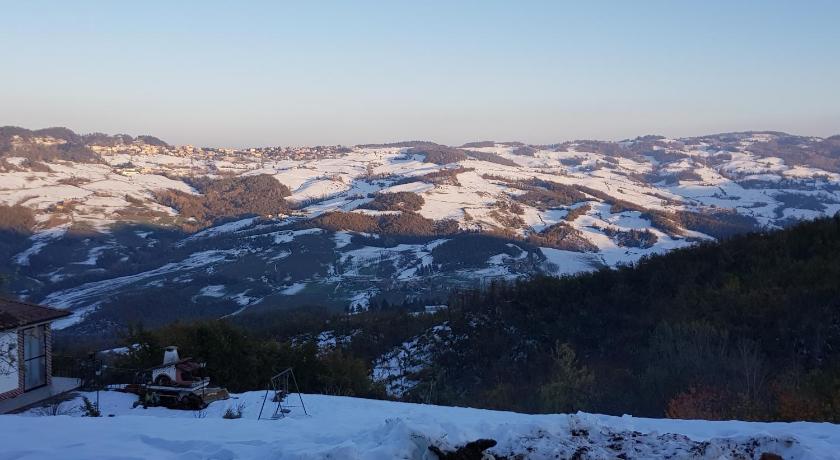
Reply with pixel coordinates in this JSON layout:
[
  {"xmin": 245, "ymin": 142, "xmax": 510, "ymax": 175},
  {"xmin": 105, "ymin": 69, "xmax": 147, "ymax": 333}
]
[
  {"xmin": 0, "ymin": 323, "xmax": 55, "ymax": 400},
  {"xmin": 45, "ymin": 324, "xmax": 52, "ymax": 386},
  {"xmin": 0, "ymin": 387, "xmax": 22, "ymax": 400},
  {"xmin": 18, "ymin": 329, "xmax": 24, "ymax": 391}
]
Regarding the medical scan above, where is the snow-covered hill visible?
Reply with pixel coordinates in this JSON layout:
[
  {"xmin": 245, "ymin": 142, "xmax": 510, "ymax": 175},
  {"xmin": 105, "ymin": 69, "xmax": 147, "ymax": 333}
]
[
  {"xmin": 2, "ymin": 128, "xmax": 840, "ymax": 330},
  {"xmin": 4, "ymin": 390, "xmax": 838, "ymax": 459}
]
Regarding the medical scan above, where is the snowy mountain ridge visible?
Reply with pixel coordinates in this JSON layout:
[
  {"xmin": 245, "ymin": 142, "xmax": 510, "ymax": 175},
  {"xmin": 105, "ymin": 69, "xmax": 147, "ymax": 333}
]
[{"xmin": 2, "ymin": 127, "xmax": 839, "ymax": 331}]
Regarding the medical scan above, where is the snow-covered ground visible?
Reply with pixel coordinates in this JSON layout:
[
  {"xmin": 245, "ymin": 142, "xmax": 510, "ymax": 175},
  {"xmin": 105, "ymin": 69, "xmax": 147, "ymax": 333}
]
[
  {"xmin": 2, "ymin": 391, "xmax": 838, "ymax": 459},
  {"xmin": 372, "ymin": 324, "xmax": 451, "ymax": 397},
  {"xmin": 5, "ymin": 131, "xmax": 840, "ymax": 327},
  {"xmin": 4, "ymin": 132, "xmax": 840, "ymax": 241}
]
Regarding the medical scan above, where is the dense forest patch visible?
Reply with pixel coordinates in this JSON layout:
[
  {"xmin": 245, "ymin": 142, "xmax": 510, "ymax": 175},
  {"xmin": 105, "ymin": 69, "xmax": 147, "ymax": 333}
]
[
  {"xmin": 411, "ymin": 144, "xmax": 468, "ymax": 164},
  {"xmin": 0, "ymin": 204, "xmax": 36, "ymax": 233},
  {"xmin": 395, "ymin": 167, "xmax": 474, "ymax": 187},
  {"xmin": 422, "ymin": 215, "xmax": 840, "ymax": 421},
  {"xmin": 62, "ymin": 216, "xmax": 840, "ymax": 423},
  {"xmin": 303, "ymin": 211, "xmax": 459, "ymax": 237},
  {"xmin": 459, "ymin": 141, "xmax": 495, "ymax": 148},
  {"xmin": 526, "ymin": 222, "xmax": 599, "ymax": 252},
  {"xmin": 746, "ymin": 135, "xmax": 840, "ymax": 173},
  {"xmin": 153, "ymin": 174, "xmax": 291, "ymax": 231},
  {"xmin": 598, "ymin": 226, "xmax": 658, "ymax": 248},
  {"xmin": 481, "ymin": 176, "xmax": 589, "ymax": 210},
  {"xmin": 464, "ymin": 150, "xmax": 519, "ymax": 167},
  {"xmin": 359, "ymin": 191, "xmax": 424, "ymax": 212}
]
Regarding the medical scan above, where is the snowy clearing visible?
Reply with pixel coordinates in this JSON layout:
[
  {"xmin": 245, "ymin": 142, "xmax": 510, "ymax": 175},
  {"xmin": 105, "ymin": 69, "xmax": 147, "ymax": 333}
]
[{"xmin": 2, "ymin": 391, "xmax": 838, "ymax": 459}]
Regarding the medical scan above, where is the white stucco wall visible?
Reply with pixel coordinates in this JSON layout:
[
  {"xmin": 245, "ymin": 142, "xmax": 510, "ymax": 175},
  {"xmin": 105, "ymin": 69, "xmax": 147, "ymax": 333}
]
[{"xmin": 0, "ymin": 330, "xmax": 19, "ymax": 394}]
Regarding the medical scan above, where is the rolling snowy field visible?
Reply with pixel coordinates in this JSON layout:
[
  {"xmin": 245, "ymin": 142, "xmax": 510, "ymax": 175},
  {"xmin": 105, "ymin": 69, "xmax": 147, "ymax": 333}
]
[
  {"xmin": 3, "ymin": 391, "xmax": 840, "ymax": 459},
  {"xmin": 3, "ymin": 128, "xmax": 840, "ymax": 331}
]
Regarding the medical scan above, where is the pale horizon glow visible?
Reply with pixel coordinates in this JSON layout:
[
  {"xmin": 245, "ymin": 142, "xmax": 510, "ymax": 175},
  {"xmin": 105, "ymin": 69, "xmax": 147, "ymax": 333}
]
[{"xmin": 1, "ymin": 1, "xmax": 839, "ymax": 148}]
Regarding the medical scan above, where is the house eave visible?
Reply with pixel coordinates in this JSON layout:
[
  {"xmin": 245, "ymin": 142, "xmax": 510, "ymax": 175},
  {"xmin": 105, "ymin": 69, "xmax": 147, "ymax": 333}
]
[{"xmin": 0, "ymin": 318, "xmax": 62, "ymax": 333}]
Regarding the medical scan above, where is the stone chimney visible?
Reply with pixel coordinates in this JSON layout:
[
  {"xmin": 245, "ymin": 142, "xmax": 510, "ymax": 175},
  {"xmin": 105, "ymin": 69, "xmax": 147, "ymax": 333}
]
[{"xmin": 163, "ymin": 346, "xmax": 179, "ymax": 365}]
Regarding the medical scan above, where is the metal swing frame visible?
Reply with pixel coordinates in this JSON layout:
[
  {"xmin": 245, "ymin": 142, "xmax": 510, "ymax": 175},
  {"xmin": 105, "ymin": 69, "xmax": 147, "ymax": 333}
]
[{"xmin": 257, "ymin": 368, "xmax": 308, "ymax": 420}]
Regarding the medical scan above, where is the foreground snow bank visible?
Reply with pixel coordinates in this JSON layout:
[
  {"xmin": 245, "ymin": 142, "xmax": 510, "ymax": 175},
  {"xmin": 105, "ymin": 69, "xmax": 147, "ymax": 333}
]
[{"xmin": 1, "ymin": 391, "xmax": 838, "ymax": 459}]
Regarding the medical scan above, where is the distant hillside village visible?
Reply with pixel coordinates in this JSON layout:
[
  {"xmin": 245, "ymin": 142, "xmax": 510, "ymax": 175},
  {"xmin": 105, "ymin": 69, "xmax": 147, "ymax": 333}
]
[{"xmin": 1, "ymin": 125, "xmax": 839, "ymax": 345}]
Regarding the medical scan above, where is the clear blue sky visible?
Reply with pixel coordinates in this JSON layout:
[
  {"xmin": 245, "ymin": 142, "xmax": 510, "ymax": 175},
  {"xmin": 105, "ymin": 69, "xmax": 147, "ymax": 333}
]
[{"xmin": 1, "ymin": 1, "xmax": 838, "ymax": 147}]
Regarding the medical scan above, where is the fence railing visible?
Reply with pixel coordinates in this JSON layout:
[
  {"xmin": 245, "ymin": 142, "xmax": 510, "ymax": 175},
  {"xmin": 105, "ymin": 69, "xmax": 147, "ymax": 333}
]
[{"xmin": 52, "ymin": 355, "xmax": 146, "ymax": 391}]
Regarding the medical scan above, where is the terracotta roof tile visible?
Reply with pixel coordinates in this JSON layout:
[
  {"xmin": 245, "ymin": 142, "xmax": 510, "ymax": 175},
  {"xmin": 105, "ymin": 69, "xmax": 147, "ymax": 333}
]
[{"xmin": 0, "ymin": 298, "xmax": 71, "ymax": 330}]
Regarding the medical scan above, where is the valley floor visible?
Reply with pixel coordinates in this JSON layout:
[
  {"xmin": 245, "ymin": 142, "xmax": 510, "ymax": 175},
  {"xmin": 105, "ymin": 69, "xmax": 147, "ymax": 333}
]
[{"xmin": 1, "ymin": 391, "xmax": 838, "ymax": 459}]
